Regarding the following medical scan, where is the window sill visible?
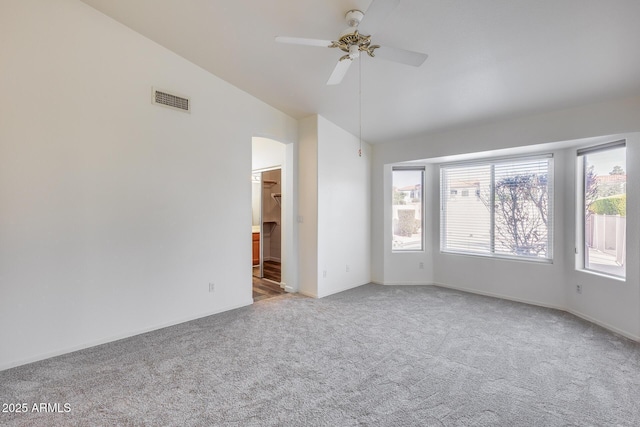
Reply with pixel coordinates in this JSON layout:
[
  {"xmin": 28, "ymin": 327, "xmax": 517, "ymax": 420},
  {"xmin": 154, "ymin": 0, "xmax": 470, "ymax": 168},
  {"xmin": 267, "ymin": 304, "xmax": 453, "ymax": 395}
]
[
  {"xmin": 577, "ymin": 268, "xmax": 626, "ymax": 282},
  {"xmin": 440, "ymin": 250, "xmax": 553, "ymax": 264}
]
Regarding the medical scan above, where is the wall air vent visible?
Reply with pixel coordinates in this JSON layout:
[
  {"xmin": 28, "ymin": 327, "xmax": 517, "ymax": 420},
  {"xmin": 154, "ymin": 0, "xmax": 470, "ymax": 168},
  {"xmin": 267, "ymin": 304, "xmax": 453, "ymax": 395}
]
[{"xmin": 152, "ymin": 87, "xmax": 190, "ymax": 113}]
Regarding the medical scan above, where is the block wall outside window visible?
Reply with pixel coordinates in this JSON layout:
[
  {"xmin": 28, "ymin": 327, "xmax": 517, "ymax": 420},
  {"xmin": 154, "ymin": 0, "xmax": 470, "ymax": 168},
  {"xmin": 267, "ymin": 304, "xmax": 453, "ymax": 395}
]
[
  {"xmin": 578, "ymin": 141, "xmax": 626, "ymax": 278},
  {"xmin": 392, "ymin": 167, "xmax": 424, "ymax": 251}
]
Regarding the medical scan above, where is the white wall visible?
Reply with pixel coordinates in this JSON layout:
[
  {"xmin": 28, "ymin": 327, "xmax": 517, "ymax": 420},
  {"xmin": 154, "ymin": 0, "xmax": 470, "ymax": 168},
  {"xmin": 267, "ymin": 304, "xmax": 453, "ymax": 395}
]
[
  {"xmin": 374, "ymin": 96, "xmax": 640, "ymax": 165},
  {"xmin": 252, "ymin": 137, "xmax": 286, "ymax": 171},
  {"xmin": 377, "ymin": 163, "xmax": 434, "ymax": 286},
  {"xmin": 430, "ymin": 149, "xmax": 567, "ymax": 309},
  {"xmin": 0, "ymin": 0, "xmax": 297, "ymax": 370},
  {"xmin": 297, "ymin": 115, "xmax": 372, "ymax": 298},
  {"xmin": 563, "ymin": 135, "xmax": 640, "ymax": 338},
  {"xmin": 316, "ymin": 116, "xmax": 371, "ymax": 298},
  {"xmin": 372, "ymin": 96, "xmax": 640, "ymax": 340},
  {"xmin": 297, "ymin": 116, "xmax": 319, "ymax": 296}
]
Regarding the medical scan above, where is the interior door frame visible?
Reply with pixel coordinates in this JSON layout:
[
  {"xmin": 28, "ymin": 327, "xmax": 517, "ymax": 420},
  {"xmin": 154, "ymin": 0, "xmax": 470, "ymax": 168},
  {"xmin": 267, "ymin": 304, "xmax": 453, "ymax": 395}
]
[{"xmin": 252, "ymin": 166, "xmax": 282, "ymax": 280}]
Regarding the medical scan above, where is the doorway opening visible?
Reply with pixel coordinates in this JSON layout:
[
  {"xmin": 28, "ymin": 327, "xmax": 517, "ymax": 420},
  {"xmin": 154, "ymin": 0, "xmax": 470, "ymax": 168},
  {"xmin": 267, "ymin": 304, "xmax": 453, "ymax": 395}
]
[
  {"xmin": 252, "ymin": 135, "xmax": 292, "ymax": 301},
  {"xmin": 259, "ymin": 168, "xmax": 282, "ymax": 282},
  {"xmin": 251, "ymin": 168, "xmax": 285, "ymax": 301}
]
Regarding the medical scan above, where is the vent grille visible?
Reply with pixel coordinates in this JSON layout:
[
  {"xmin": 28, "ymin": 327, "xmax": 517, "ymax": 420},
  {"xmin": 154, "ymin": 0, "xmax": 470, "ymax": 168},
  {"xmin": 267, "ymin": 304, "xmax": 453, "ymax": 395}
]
[{"xmin": 152, "ymin": 87, "xmax": 190, "ymax": 112}]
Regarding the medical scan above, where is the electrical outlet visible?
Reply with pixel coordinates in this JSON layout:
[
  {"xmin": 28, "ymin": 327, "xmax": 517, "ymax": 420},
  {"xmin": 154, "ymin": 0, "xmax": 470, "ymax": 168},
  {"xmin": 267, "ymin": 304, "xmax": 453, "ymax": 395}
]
[
  {"xmin": 419, "ymin": 262, "xmax": 424, "ymax": 269},
  {"xmin": 323, "ymin": 270, "xmax": 327, "ymax": 278},
  {"xmin": 346, "ymin": 265, "xmax": 350, "ymax": 272},
  {"xmin": 209, "ymin": 282, "xmax": 215, "ymax": 293},
  {"xmin": 576, "ymin": 284, "xmax": 582, "ymax": 294}
]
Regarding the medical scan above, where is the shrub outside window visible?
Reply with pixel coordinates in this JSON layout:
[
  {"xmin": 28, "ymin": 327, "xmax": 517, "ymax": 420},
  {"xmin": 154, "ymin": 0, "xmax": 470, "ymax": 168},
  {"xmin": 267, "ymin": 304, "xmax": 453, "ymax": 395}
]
[{"xmin": 578, "ymin": 141, "xmax": 626, "ymax": 278}]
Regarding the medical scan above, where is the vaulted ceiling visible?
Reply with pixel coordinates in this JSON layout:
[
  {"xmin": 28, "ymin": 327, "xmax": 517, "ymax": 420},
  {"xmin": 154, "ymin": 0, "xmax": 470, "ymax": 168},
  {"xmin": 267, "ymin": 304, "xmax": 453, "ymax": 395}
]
[{"xmin": 80, "ymin": 0, "xmax": 640, "ymax": 144}]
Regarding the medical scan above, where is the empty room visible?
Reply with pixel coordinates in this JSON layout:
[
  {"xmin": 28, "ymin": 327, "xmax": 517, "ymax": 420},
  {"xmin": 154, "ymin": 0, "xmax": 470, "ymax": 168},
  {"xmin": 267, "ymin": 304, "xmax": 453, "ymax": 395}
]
[{"xmin": 1, "ymin": 0, "xmax": 640, "ymax": 425}]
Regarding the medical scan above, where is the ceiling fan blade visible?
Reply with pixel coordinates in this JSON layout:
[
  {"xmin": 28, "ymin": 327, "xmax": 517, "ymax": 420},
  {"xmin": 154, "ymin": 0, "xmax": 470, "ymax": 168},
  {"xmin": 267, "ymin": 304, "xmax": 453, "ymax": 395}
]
[
  {"xmin": 275, "ymin": 36, "xmax": 333, "ymax": 47},
  {"xmin": 357, "ymin": 0, "xmax": 400, "ymax": 36},
  {"xmin": 327, "ymin": 59, "xmax": 353, "ymax": 85},
  {"xmin": 374, "ymin": 45, "xmax": 428, "ymax": 67}
]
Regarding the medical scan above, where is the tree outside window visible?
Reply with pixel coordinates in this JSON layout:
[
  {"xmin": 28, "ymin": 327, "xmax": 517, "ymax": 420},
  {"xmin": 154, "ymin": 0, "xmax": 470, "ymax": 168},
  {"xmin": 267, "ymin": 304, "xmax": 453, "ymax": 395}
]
[
  {"xmin": 580, "ymin": 144, "xmax": 626, "ymax": 278},
  {"xmin": 441, "ymin": 157, "xmax": 552, "ymax": 261}
]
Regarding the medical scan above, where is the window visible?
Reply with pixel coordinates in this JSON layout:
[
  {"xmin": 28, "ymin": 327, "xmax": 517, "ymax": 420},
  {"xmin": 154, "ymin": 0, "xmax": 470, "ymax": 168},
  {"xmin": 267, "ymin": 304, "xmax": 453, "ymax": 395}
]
[
  {"xmin": 392, "ymin": 167, "xmax": 424, "ymax": 251},
  {"xmin": 440, "ymin": 155, "xmax": 553, "ymax": 261},
  {"xmin": 578, "ymin": 141, "xmax": 626, "ymax": 278}
]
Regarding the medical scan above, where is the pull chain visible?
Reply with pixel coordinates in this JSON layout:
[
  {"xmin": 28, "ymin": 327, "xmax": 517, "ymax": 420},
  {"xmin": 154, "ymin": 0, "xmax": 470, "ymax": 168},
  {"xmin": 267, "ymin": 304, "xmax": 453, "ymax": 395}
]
[{"xmin": 358, "ymin": 55, "xmax": 362, "ymax": 157}]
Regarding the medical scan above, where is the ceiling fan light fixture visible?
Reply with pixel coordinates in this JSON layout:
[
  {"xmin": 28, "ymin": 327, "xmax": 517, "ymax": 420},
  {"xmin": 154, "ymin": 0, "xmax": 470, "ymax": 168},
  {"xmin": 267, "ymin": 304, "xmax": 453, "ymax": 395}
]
[{"xmin": 348, "ymin": 44, "xmax": 360, "ymax": 59}]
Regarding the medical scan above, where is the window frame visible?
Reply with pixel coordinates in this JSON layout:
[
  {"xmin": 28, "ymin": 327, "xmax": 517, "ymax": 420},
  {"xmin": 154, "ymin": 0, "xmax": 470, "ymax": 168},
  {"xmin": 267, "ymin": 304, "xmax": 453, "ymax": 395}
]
[
  {"xmin": 391, "ymin": 166, "xmax": 425, "ymax": 252},
  {"xmin": 440, "ymin": 154, "xmax": 554, "ymax": 263},
  {"xmin": 576, "ymin": 140, "xmax": 626, "ymax": 279}
]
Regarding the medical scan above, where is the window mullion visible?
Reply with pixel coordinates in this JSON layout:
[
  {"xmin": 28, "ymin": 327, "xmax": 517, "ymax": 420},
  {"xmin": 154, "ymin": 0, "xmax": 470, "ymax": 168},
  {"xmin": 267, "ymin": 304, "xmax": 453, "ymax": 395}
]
[
  {"xmin": 490, "ymin": 163, "xmax": 495, "ymax": 254},
  {"xmin": 440, "ymin": 168, "xmax": 447, "ymax": 251}
]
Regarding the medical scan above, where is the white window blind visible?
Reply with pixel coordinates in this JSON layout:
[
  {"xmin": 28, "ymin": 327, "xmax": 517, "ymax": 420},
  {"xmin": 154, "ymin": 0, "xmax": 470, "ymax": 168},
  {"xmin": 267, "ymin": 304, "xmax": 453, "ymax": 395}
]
[{"xmin": 440, "ymin": 155, "xmax": 553, "ymax": 261}]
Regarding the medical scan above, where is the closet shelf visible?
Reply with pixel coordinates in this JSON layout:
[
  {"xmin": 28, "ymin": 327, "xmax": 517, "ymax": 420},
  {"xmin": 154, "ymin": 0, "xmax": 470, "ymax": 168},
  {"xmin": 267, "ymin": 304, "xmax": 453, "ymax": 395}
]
[{"xmin": 271, "ymin": 193, "xmax": 282, "ymax": 206}]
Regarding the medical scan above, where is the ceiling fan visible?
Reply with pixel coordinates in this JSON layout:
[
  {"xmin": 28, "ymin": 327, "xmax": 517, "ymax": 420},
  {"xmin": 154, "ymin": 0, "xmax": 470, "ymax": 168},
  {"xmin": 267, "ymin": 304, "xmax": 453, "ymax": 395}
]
[{"xmin": 275, "ymin": 0, "xmax": 428, "ymax": 85}]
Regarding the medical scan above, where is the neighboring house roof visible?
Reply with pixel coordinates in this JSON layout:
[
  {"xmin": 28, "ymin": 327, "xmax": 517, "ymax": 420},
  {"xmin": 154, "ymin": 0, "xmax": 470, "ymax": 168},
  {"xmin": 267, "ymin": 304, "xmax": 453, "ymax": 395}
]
[
  {"xmin": 397, "ymin": 184, "xmax": 422, "ymax": 192},
  {"xmin": 450, "ymin": 180, "xmax": 481, "ymax": 189},
  {"xmin": 596, "ymin": 174, "xmax": 626, "ymax": 184}
]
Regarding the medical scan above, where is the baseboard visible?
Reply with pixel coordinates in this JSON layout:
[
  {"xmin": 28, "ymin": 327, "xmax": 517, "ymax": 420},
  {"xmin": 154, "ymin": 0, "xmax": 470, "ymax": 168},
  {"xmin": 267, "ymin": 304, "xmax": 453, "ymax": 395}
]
[
  {"xmin": 432, "ymin": 282, "xmax": 566, "ymax": 311},
  {"xmin": 296, "ymin": 281, "xmax": 369, "ymax": 299},
  {"xmin": 379, "ymin": 281, "xmax": 640, "ymax": 342},
  {"xmin": 377, "ymin": 281, "xmax": 434, "ymax": 286},
  {"xmin": 316, "ymin": 281, "xmax": 369, "ymax": 299},
  {"xmin": 566, "ymin": 308, "xmax": 640, "ymax": 342},
  {"xmin": 0, "ymin": 299, "xmax": 253, "ymax": 372},
  {"xmin": 374, "ymin": 280, "xmax": 562, "ymax": 309},
  {"xmin": 297, "ymin": 289, "xmax": 318, "ymax": 298},
  {"xmin": 433, "ymin": 282, "xmax": 639, "ymax": 342}
]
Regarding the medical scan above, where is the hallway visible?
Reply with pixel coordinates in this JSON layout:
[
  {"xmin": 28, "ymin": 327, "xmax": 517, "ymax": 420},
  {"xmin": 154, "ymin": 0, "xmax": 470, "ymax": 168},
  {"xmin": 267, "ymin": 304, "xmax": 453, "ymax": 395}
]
[{"xmin": 253, "ymin": 261, "xmax": 284, "ymax": 301}]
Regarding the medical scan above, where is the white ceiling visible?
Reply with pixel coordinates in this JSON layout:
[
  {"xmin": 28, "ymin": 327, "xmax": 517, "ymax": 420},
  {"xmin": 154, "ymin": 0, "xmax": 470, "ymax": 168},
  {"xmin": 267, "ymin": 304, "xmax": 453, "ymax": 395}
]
[{"xmin": 80, "ymin": 0, "xmax": 640, "ymax": 144}]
